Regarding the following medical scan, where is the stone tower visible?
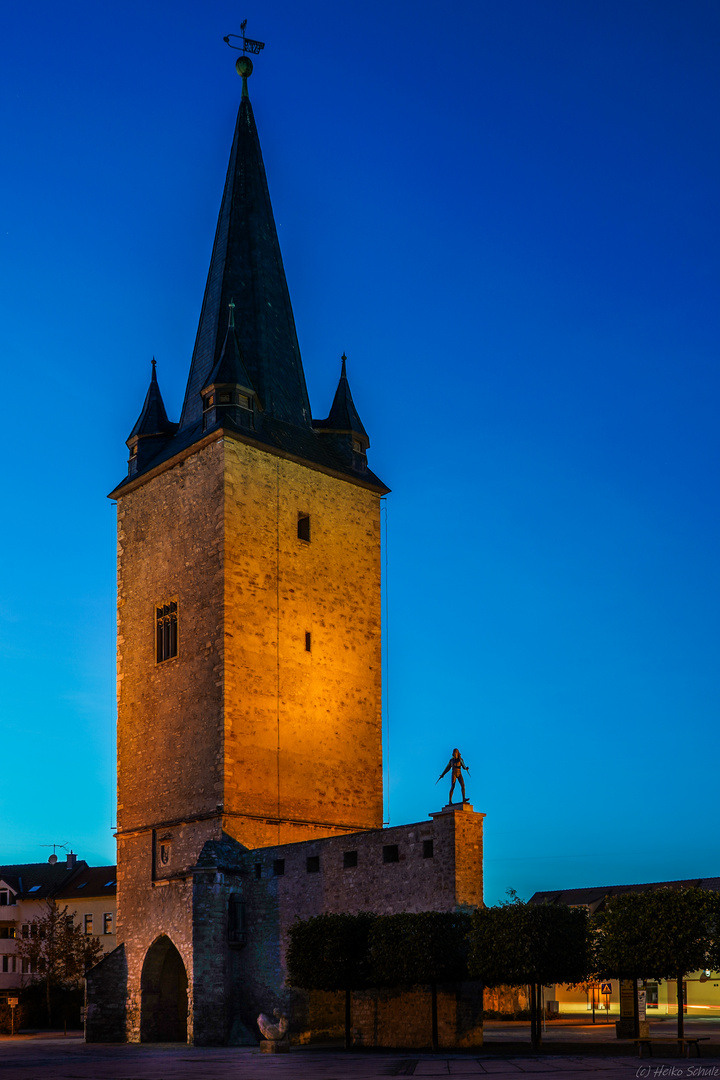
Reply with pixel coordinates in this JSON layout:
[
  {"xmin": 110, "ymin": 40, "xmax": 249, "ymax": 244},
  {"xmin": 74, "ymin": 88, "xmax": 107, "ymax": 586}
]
[{"xmin": 104, "ymin": 56, "xmax": 388, "ymax": 1042}]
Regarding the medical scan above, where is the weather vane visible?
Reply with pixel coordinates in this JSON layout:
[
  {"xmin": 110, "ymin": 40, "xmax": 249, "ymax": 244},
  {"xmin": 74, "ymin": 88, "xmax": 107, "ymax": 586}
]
[{"xmin": 224, "ymin": 18, "xmax": 265, "ymax": 55}]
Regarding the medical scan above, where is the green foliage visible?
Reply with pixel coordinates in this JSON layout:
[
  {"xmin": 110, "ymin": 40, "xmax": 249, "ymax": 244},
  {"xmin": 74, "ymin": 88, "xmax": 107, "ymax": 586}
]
[
  {"xmin": 14, "ymin": 900, "xmax": 103, "ymax": 1026},
  {"xmin": 594, "ymin": 887, "xmax": 720, "ymax": 981},
  {"xmin": 15, "ymin": 900, "xmax": 103, "ymax": 989},
  {"xmin": 468, "ymin": 896, "xmax": 590, "ymax": 987},
  {"xmin": 369, "ymin": 911, "xmax": 471, "ymax": 987},
  {"xmin": 286, "ymin": 912, "xmax": 376, "ymax": 992}
]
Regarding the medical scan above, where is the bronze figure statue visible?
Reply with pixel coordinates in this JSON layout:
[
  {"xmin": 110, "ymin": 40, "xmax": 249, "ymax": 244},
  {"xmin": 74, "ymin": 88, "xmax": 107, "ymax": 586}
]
[{"xmin": 437, "ymin": 748, "xmax": 470, "ymax": 803}]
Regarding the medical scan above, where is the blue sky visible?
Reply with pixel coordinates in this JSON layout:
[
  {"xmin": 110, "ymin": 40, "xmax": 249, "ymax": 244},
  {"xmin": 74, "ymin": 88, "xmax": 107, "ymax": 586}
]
[{"xmin": 1, "ymin": 0, "xmax": 718, "ymax": 905}]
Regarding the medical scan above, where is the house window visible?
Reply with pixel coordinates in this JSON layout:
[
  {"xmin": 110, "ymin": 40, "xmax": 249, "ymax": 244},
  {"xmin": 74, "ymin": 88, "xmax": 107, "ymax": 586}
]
[
  {"xmin": 352, "ymin": 438, "xmax": 363, "ymax": 453},
  {"xmin": 156, "ymin": 600, "xmax": 178, "ymax": 663},
  {"xmin": 306, "ymin": 855, "xmax": 320, "ymax": 873},
  {"xmin": 273, "ymin": 860, "xmax": 285, "ymax": 876},
  {"xmin": 21, "ymin": 925, "xmax": 28, "ymax": 939},
  {"xmin": 21, "ymin": 959, "xmax": 29, "ymax": 974},
  {"xmin": 238, "ymin": 393, "xmax": 253, "ymax": 410},
  {"xmin": 0, "ymin": 890, "xmax": 8, "ymax": 906},
  {"xmin": 1, "ymin": 956, "xmax": 7, "ymax": 972},
  {"xmin": 254, "ymin": 863, "xmax": 262, "ymax": 880},
  {"xmin": 218, "ymin": 391, "xmax": 232, "ymax": 404},
  {"xmin": 203, "ymin": 394, "xmax": 214, "ymax": 410},
  {"xmin": 103, "ymin": 913, "xmax": 113, "ymax": 935},
  {"xmin": 423, "ymin": 839, "xmax": 434, "ymax": 858},
  {"xmin": 0, "ymin": 928, "xmax": 10, "ymax": 939},
  {"xmin": 383, "ymin": 844, "xmax": 399, "ymax": 864},
  {"xmin": 65, "ymin": 916, "xmax": 74, "ymax": 931},
  {"xmin": 343, "ymin": 850, "xmax": 358, "ymax": 869},
  {"xmin": 84, "ymin": 914, "xmax": 93, "ymax": 935},
  {"xmin": 297, "ymin": 513, "xmax": 310, "ymax": 542},
  {"xmin": 305, "ymin": 632, "xmax": 312, "ymax": 652}
]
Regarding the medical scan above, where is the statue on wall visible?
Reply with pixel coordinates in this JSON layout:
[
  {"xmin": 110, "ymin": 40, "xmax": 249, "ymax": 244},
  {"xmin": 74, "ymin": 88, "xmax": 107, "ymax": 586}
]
[{"xmin": 437, "ymin": 748, "xmax": 471, "ymax": 804}]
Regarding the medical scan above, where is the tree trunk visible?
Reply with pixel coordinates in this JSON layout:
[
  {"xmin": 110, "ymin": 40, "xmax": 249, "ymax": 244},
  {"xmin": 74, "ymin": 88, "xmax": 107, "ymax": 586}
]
[
  {"xmin": 677, "ymin": 975, "xmax": 684, "ymax": 1040},
  {"xmin": 431, "ymin": 981, "xmax": 438, "ymax": 1052},
  {"xmin": 529, "ymin": 982, "xmax": 539, "ymax": 1051},
  {"xmin": 344, "ymin": 988, "xmax": 351, "ymax": 1050},
  {"xmin": 46, "ymin": 975, "xmax": 52, "ymax": 1028},
  {"xmin": 633, "ymin": 977, "xmax": 639, "ymax": 1039}
]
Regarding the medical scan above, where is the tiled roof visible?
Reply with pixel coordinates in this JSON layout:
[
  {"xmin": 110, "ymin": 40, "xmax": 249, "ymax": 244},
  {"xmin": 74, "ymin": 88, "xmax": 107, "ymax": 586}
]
[
  {"xmin": 0, "ymin": 861, "xmax": 88, "ymax": 900},
  {"xmin": 53, "ymin": 865, "xmax": 117, "ymax": 900},
  {"xmin": 530, "ymin": 876, "xmax": 720, "ymax": 913}
]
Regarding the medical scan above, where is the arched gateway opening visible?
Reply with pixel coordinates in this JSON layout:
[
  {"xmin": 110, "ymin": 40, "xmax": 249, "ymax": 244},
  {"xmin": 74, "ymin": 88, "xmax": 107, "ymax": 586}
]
[{"xmin": 140, "ymin": 936, "xmax": 188, "ymax": 1042}]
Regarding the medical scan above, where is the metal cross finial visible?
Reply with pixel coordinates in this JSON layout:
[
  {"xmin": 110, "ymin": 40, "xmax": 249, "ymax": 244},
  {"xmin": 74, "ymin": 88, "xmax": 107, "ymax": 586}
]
[
  {"xmin": 224, "ymin": 18, "xmax": 265, "ymax": 55},
  {"xmin": 228, "ymin": 299, "xmax": 236, "ymax": 328}
]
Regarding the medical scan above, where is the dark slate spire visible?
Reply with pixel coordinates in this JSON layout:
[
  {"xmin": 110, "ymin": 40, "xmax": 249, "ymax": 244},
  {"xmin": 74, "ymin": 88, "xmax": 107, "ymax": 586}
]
[
  {"xmin": 313, "ymin": 354, "xmax": 370, "ymax": 471},
  {"xmin": 178, "ymin": 58, "xmax": 311, "ymax": 435},
  {"xmin": 126, "ymin": 360, "xmax": 177, "ymax": 477}
]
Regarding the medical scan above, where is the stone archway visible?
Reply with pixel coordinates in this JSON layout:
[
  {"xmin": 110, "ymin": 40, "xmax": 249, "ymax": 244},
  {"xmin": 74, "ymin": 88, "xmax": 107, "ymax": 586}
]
[{"xmin": 140, "ymin": 935, "xmax": 188, "ymax": 1042}]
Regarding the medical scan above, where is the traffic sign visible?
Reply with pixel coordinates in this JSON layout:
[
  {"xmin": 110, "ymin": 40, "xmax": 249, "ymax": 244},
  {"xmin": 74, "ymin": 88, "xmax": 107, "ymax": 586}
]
[
  {"xmin": 600, "ymin": 982, "xmax": 612, "ymax": 996},
  {"xmin": 8, "ymin": 998, "xmax": 18, "ymax": 1007}
]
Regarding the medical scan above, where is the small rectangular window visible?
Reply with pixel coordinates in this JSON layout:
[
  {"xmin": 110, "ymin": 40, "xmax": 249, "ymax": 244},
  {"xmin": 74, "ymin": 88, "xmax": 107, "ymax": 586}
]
[
  {"xmin": 21, "ymin": 924, "xmax": 28, "ymax": 939},
  {"xmin": 22, "ymin": 959, "xmax": 29, "ymax": 974},
  {"xmin": 343, "ymin": 850, "xmax": 358, "ymax": 869},
  {"xmin": 238, "ymin": 393, "xmax": 253, "ymax": 411},
  {"xmin": 103, "ymin": 912, "xmax": 113, "ymax": 935},
  {"xmin": 84, "ymin": 914, "xmax": 93, "ymax": 935},
  {"xmin": 156, "ymin": 600, "xmax": 178, "ymax": 663},
  {"xmin": 66, "ymin": 916, "xmax": 74, "ymax": 931},
  {"xmin": 1, "ymin": 956, "xmax": 7, "ymax": 972},
  {"xmin": 306, "ymin": 855, "xmax": 320, "ymax": 873},
  {"xmin": 254, "ymin": 863, "xmax": 262, "ymax": 880},
  {"xmin": 383, "ymin": 844, "xmax": 399, "ymax": 864},
  {"xmin": 0, "ymin": 890, "xmax": 8, "ymax": 906},
  {"xmin": 305, "ymin": 632, "xmax": 312, "ymax": 652},
  {"xmin": 228, "ymin": 894, "xmax": 246, "ymax": 945},
  {"xmin": 297, "ymin": 513, "xmax": 310, "ymax": 542},
  {"xmin": 0, "ymin": 927, "xmax": 8, "ymax": 939},
  {"xmin": 273, "ymin": 859, "xmax": 285, "ymax": 876},
  {"xmin": 423, "ymin": 839, "xmax": 434, "ymax": 859}
]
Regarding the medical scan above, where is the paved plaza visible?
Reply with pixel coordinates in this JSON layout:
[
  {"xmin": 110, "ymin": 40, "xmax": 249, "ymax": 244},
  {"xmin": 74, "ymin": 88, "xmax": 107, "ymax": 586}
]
[{"xmin": 2, "ymin": 1030, "xmax": 720, "ymax": 1080}]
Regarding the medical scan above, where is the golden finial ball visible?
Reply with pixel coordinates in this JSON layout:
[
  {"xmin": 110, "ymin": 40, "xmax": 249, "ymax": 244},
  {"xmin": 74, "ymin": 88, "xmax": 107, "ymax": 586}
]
[{"xmin": 236, "ymin": 56, "xmax": 253, "ymax": 79}]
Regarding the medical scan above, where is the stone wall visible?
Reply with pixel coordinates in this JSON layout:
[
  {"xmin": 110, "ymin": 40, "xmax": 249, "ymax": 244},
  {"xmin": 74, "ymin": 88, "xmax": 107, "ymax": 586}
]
[
  {"xmin": 203, "ymin": 804, "xmax": 485, "ymax": 1044},
  {"xmin": 222, "ymin": 437, "xmax": 384, "ymax": 849}
]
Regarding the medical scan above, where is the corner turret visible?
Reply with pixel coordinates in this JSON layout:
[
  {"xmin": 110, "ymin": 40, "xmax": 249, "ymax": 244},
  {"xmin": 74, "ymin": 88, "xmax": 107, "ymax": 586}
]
[
  {"xmin": 126, "ymin": 359, "xmax": 177, "ymax": 477},
  {"xmin": 313, "ymin": 355, "xmax": 370, "ymax": 472}
]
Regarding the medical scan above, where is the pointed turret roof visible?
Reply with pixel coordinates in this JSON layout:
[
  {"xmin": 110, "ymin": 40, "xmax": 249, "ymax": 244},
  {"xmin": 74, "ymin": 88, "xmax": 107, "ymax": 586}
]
[
  {"xmin": 204, "ymin": 301, "xmax": 256, "ymax": 396},
  {"xmin": 317, "ymin": 355, "xmax": 368, "ymax": 438},
  {"xmin": 128, "ymin": 359, "xmax": 175, "ymax": 440},
  {"xmin": 179, "ymin": 80, "xmax": 310, "ymax": 434}
]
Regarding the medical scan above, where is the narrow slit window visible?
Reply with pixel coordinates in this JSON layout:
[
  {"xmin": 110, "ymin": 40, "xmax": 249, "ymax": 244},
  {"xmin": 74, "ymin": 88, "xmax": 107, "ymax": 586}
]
[
  {"xmin": 423, "ymin": 839, "xmax": 434, "ymax": 859},
  {"xmin": 343, "ymin": 850, "xmax": 358, "ymax": 869},
  {"xmin": 273, "ymin": 859, "xmax": 285, "ymax": 876},
  {"xmin": 156, "ymin": 600, "xmax": 178, "ymax": 663},
  {"xmin": 305, "ymin": 632, "xmax": 312, "ymax": 652},
  {"xmin": 383, "ymin": 844, "xmax": 399, "ymax": 864},
  {"xmin": 254, "ymin": 863, "xmax": 262, "ymax": 880},
  {"xmin": 297, "ymin": 513, "xmax": 310, "ymax": 542}
]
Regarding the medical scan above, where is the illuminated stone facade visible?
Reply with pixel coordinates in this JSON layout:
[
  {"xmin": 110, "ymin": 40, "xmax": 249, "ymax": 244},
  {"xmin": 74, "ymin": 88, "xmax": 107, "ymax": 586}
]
[{"xmin": 86, "ymin": 63, "xmax": 485, "ymax": 1048}]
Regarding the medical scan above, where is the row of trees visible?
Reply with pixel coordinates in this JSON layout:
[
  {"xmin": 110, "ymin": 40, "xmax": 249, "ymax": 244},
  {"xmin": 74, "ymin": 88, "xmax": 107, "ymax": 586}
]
[{"xmin": 286, "ymin": 888, "xmax": 720, "ymax": 1050}]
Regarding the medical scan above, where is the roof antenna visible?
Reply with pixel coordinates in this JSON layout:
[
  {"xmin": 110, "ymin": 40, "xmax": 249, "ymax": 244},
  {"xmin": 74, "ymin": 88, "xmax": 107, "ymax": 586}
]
[{"xmin": 41, "ymin": 842, "xmax": 70, "ymax": 866}]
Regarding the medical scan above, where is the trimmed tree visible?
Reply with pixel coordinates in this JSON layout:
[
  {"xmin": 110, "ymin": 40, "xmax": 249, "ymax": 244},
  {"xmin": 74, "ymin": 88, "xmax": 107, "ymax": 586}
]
[
  {"xmin": 286, "ymin": 912, "xmax": 376, "ymax": 1049},
  {"xmin": 369, "ymin": 911, "xmax": 472, "ymax": 1051},
  {"xmin": 15, "ymin": 900, "xmax": 103, "ymax": 1027},
  {"xmin": 468, "ymin": 896, "xmax": 589, "ymax": 1050},
  {"xmin": 595, "ymin": 887, "xmax": 719, "ymax": 1041}
]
